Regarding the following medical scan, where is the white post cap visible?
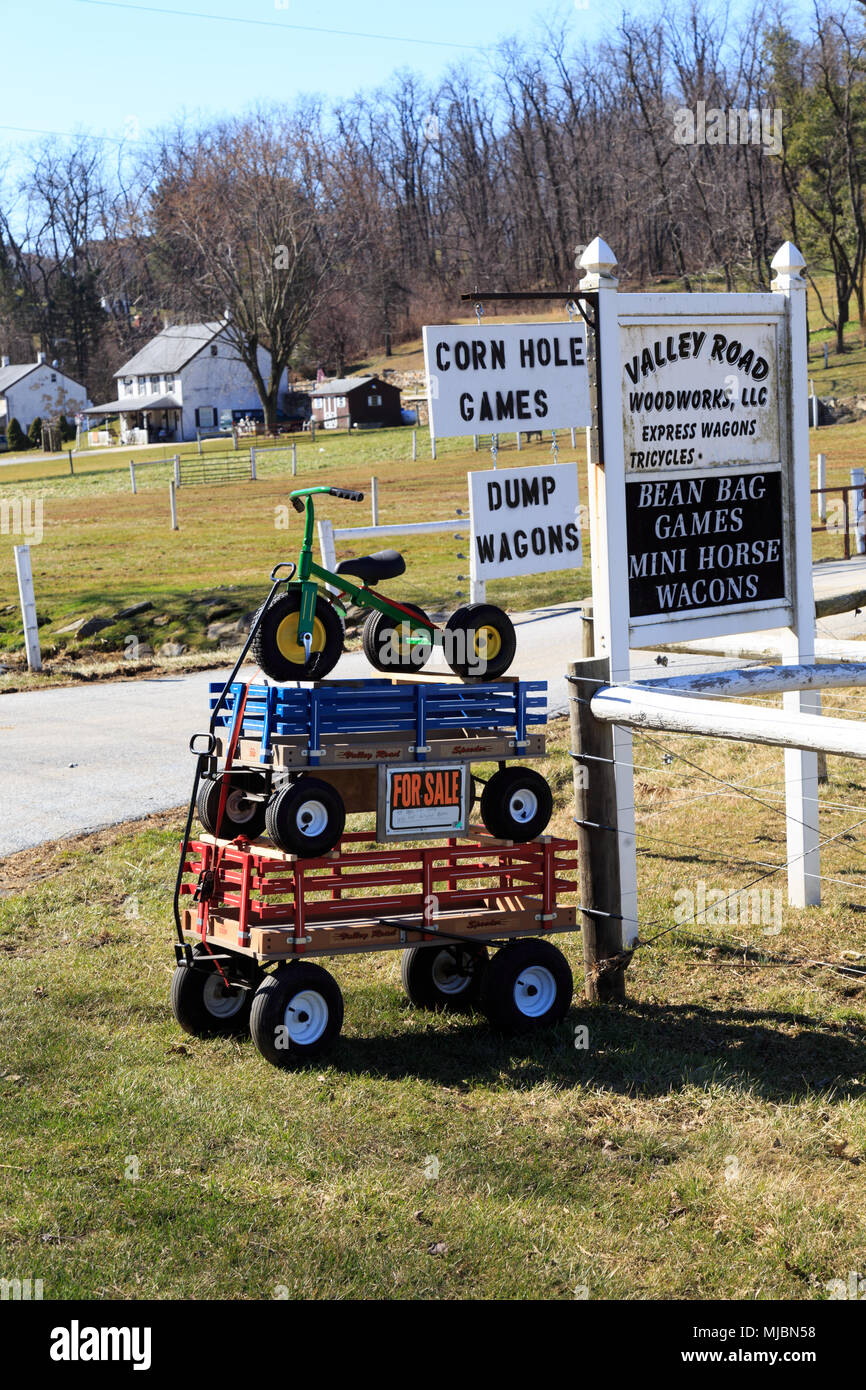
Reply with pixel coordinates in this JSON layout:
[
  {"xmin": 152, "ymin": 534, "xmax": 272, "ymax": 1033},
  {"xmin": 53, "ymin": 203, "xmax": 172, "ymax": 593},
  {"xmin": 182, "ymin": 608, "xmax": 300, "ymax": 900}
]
[
  {"xmin": 771, "ymin": 242, "xmax": 806, "ymax": 288},
  {"xmin": 578, "ymin": 236, "xmax": 618, "ymax": 288}
]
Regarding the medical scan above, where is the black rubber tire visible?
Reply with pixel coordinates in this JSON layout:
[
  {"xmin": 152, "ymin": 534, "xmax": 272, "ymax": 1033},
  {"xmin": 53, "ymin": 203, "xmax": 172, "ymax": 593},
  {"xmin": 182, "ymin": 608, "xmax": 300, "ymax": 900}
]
[
  {"xmin": 250, "ymin": 962, "xmax": 344, "ymax": 1067},
  {"xmin": 444, "ymin": 603, "xmax": 516, "ymax": 679},
  {"xmin": 400, "ymin": 943, "xmax": 489, "ymax": 1012},
  {"xmin": 170, "ymin": 946, "xmax": 260, "ymax": 1037},
  {"xmin": 196, "ymin": 773, "xmax": 268, "ymax": 840},
  {"xmin": 362, "ymin": 602, "xmax": 433, "ymax": 673},
  {"xmin": 480, "ymin": 766, "xmax": 553, "ymax": 842},
  {"xmin": 251, "ymin": 589, "xmax": 344, "ymax": 682},
  {"xmin": 479, "ymin": 939, "xmax": 573, "ymax": 1035},
  {"xmin": 265, "ymin": 777, "xmax": 346, "ymax": 856}
]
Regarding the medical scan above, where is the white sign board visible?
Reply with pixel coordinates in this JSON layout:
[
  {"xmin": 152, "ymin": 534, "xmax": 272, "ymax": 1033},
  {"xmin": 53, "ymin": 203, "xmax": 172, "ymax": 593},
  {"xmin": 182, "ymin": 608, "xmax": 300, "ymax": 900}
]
[
  {"xmin": 469, "ymin": 462, "xmax": 582, "ymax": 582},
  {"xmin": 623, "ymin": 319, "xmax": 780, "ymax": 472},
  {"xmin": 619, "ymin": 312, "xmax": 790, "ymax": 642},
  {"xmin": 423, "ymin": 322, "xmax": 591, "ymax": 439}
]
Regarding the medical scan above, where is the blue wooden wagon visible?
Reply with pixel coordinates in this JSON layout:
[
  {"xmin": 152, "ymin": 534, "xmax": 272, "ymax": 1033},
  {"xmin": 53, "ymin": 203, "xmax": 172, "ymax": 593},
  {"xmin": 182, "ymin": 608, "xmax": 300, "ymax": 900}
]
[{"xmin": 199, "ymin": 677, "xmax": 552, "ymax": 855}]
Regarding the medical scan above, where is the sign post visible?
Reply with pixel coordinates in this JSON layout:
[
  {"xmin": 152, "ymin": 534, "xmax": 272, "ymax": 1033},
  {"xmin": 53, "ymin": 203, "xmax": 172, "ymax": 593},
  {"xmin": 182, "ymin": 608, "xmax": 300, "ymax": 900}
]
[{"xmin": 580, "ymin": 235, "xmax": 820, "ymax": 917}]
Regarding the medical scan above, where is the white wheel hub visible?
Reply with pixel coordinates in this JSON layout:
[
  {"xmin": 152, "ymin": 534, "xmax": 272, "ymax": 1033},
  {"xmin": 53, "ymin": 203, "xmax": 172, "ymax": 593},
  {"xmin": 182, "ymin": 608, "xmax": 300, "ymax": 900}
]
[
  {"xmin": 508, "ymin": 787, "xmax": 538, "ymax": 824},
  {"xmin": 513, "ymin": 964, "xmax": 557, "ymax": 1017},
  {"xmin": 431, "ymin": 950, "xmax": 471, "ymax": 995},
  {"xmin": 284, "ymin": 988, "xmax": 329, "ymax": 1044},
  {"xmin": 202, "ymin": 973, "xmax": 245, "ymax": 1018},
  {"xmin": 296, "ymin": 799, "xmax": 329, "ymax": 837}
]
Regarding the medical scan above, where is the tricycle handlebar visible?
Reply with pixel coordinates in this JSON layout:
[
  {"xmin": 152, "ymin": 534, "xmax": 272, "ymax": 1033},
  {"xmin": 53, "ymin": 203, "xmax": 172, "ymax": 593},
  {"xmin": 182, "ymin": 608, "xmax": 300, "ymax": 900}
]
[{"xmin": 289, "ymin": 484, "xmax": 364, "ymax": 507}]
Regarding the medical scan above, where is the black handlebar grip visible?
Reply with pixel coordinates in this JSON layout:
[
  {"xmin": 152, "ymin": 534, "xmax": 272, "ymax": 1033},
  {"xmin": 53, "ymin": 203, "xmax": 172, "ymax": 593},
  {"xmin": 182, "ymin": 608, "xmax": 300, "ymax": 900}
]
[
  {"xmin": 329, "ymin": 487, "xmax": 364, "ymax": 501},
  {"xmin": 291, "ymin": 496, "xmax": 305, "ymax": 513}
]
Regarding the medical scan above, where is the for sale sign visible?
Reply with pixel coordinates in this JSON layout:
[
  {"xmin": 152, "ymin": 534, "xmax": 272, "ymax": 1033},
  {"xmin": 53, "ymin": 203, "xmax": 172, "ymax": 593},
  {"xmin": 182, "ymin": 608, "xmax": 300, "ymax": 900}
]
[
  {"xmin": 422, "ymin": 322, "xmax": 591, "ymax": 439},
  {"xmin": 377, "ymin": 763, "xmax": 469, "ymax": 842},
  {"xmin": 469, "ymin": 462, "xmax": 582, "ymax": 583}
]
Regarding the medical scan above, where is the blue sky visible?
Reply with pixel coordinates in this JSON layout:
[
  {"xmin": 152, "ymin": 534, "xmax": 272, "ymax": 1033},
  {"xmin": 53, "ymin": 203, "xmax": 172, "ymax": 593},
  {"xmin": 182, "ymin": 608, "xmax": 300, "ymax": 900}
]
[
  {"xmin": 0, "ymin": 0, "xmax": 817, "ymax": 157},
  {"xmin": 0, "ymin": 0, "xmax": 614, "ymax": 152}
]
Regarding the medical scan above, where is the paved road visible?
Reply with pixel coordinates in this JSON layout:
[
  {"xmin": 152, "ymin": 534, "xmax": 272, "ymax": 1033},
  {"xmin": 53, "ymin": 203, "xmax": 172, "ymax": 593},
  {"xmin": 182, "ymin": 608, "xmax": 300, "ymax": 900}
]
[{"xmin": 3, "ymin": 571, "xmax": 866, "ymax": 857}]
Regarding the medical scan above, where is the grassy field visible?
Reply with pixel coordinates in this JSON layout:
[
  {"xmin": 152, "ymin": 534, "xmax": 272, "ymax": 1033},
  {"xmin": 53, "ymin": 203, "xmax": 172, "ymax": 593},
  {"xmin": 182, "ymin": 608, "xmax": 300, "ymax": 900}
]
[
  {"xmin": 0, "ymin": 427, "xmax": 591, "ymax": 682},
  {"xmin": 1, "ymin": 413, "xmax": 863, "ymax": 685},
  {"xmin": 1, "ymin": 711, "xmax": 865, "ymax": 1299}
]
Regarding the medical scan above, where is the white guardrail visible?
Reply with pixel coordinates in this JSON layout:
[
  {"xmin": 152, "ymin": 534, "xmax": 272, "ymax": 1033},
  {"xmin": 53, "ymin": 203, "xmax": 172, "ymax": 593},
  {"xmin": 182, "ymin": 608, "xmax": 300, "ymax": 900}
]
[{"xmin": 317, "ymin": 516, "xmax": 485, "ymax": 603}]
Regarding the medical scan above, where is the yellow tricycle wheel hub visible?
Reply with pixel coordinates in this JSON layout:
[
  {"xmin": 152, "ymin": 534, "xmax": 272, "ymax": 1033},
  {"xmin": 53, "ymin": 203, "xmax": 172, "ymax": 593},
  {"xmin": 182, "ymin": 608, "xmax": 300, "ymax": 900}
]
[
  {"xmin": 474, "ymin": 625, "xmax": 502, "ymax": 660},
  {"xmin": 276, "ymin": 612, "xmax": 327, "ymax": 663}
]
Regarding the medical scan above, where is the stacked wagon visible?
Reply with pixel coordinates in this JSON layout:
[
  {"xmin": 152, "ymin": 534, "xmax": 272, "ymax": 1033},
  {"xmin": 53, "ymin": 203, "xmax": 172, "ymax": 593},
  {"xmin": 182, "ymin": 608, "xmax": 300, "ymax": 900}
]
[{"xmin": 171, "ymin": 673, "xmax": 579, "ymax": 1067}]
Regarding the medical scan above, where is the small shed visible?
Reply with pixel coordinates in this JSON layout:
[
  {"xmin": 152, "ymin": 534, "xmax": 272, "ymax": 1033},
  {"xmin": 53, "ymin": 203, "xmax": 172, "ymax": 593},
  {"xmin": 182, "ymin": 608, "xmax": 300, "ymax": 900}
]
[{"xmin": 310, "ymin": 376, "xmax": 402, "ymax": 431}]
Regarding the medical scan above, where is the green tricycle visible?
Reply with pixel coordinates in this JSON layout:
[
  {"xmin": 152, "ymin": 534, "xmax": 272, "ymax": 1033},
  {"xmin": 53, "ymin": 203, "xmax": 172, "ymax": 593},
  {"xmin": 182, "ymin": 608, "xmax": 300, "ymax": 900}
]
[{"xmin": 250, "ymin": 484, "xmax": 517, "ymax": 682}]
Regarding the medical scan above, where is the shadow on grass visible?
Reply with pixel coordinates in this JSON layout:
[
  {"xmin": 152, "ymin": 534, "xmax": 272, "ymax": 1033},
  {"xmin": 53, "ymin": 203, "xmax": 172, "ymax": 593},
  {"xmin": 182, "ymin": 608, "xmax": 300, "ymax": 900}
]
[{"xmin": 329, "ymin": 994, "xmax": 866, "ymax": 1102}]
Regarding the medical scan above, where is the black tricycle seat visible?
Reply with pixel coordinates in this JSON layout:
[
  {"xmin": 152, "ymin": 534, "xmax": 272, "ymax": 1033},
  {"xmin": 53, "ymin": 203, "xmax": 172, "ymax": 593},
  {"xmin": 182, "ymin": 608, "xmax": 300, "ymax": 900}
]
[{"xmin": 335, "ymin": 549, "xmax": 406, "ymax": 584}]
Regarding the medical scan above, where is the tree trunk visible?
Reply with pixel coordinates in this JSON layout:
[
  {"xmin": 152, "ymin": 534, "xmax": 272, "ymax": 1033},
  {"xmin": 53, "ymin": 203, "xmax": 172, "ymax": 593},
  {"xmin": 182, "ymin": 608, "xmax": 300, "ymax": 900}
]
[{"xmin": 836, "ymin": 288, "xmax": 849, "ymax": 354}]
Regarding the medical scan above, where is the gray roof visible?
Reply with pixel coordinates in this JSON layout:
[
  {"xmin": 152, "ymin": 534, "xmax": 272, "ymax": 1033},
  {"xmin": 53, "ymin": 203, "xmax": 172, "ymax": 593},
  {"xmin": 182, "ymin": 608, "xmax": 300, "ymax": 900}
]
[
  {"xmin": 85, "ymin": 393, "xmax": 181, "ymax": 414},
  {"xmin": 0, "ymin": 363, "xmax": 38, "ymax": 393},
  {"xmin": 114, "ymin": 322, "xmax": 224, "ymax": 378},
  {"xmin": 311, "ymin": 376, "xmax": 378, "ymax": 397}
]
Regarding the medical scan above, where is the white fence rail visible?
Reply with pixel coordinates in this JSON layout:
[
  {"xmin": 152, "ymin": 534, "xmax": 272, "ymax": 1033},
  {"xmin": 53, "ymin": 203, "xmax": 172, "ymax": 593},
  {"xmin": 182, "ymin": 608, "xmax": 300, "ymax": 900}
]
[
  {"xmin": 590, "ymin": 663, "xmax": 866, "ymax": 759},
  {"xmin": 317, "ymin": 516, "xmax": 483, "ymax": 602}
]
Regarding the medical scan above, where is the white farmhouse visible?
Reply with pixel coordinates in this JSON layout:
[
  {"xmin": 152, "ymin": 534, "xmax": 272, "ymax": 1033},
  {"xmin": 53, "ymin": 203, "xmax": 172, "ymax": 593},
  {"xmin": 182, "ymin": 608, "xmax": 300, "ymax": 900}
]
[
  {"xmin": 84, "ymin": 320, "xmax": 285, "ymax": 444},
  {"xmin": 0, "ymin": 353, "xmax": 89, "ymax": 436}
]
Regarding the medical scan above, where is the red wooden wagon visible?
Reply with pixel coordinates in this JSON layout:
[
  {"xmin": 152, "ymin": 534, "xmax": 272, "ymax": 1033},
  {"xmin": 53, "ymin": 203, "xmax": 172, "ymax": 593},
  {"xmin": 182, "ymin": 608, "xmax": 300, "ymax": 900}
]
[{"xmin": 172, "ymin": 829, "xmax": 580, "ymax": 1067}]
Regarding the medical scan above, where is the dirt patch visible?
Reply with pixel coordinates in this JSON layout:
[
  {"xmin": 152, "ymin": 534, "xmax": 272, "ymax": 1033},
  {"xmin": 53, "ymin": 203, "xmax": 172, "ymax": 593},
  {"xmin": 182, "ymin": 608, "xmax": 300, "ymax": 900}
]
[{"xmin": 0, "ymin": 808, "xmax": 187, "ymax": 896}]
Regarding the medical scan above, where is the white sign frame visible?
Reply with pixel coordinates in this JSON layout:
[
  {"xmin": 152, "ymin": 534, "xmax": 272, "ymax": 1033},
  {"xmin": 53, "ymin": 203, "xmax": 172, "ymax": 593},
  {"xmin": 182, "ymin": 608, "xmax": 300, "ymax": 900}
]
[{"xmin": 581, "ymin": 237, "xmax": 818, "ymax": 933}]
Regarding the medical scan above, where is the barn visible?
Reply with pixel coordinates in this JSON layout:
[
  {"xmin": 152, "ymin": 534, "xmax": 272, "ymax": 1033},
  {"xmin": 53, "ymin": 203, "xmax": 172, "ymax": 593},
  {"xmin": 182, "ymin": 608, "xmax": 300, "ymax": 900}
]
[{"xmin": 310, "ymin": 376, "xmax": 402, "ymax": 431}]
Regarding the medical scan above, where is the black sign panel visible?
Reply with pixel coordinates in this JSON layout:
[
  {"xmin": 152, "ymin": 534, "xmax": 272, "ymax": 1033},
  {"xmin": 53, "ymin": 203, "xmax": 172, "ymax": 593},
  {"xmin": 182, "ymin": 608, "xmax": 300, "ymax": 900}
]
[{"xmin": 626, "ymin": 469, "xmax": 786, "ymax": 619}]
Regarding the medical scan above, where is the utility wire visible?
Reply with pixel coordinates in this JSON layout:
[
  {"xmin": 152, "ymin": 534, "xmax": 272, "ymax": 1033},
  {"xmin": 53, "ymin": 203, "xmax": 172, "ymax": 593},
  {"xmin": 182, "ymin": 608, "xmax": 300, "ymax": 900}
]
[{"xmin": 74, "ymin": 0, "xmax": 488, "ymax": 50}]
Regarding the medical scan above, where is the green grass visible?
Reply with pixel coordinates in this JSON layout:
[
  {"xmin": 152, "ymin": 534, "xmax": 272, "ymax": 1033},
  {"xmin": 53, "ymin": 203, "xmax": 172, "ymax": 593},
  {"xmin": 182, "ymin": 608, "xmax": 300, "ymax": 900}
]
[
  {"xmin": 1, "ymin": 714, "xmax": 865, "ymax": 1299},
  {"xmin": 0, "ymin": 427, "xmax": 590, "ymax": 675}
]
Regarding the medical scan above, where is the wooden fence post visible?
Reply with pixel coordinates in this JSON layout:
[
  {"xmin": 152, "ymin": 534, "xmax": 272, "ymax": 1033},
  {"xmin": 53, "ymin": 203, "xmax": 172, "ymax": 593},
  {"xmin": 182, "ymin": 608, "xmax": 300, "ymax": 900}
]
[
  {"xmin": 817, "ymin": 453, "xmax": 827, "ymax": 521},
  {"xmin": 580, "ymin": 597, "xmax": 594, "ymax": 659},
  {"xmin": 371, "ymin": 476, "xmax": 379, "ymax": 525},
  {"xmin": 569, "ymin": 654, "xmax": 627, "ymax": 1002},
  {"xmin": 129, "ymin": 461, "xmax": 137, "ymax": 494},
  {"xmin": 169, "ymin": 480, "xmax": 178, "ymax": 531}
]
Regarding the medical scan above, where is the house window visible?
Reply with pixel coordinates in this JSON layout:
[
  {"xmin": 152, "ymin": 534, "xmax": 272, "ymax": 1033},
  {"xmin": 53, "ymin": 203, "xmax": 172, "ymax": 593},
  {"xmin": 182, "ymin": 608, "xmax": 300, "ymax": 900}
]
[
  {"xmin": 196, "ymin": 406, "xmax": 217, "ymax": 428},
  {"xmin": 164, "ymin": 375, "xmax": 175, "ymax": 392},
  {"xmin": 50, "ymin": 373, "xmax": 57, "ymax": 382},
  {"xmin": 123, "ymin": 377, "xmax": 133, "ymax": 393},
  {"xmin": 367, "ymin": 393, "xmax": 382, "ymax": 407},
  {"xmin": 210, "ymin": 344, "xmax": 218, "ymax": 356},
  {"xmin": 138, "ymin": 377, "xmax": 147, "ymax": 394},
  {"xmin": 150, "ymin": 375, "xmax": 160, "ymax": 392}
]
